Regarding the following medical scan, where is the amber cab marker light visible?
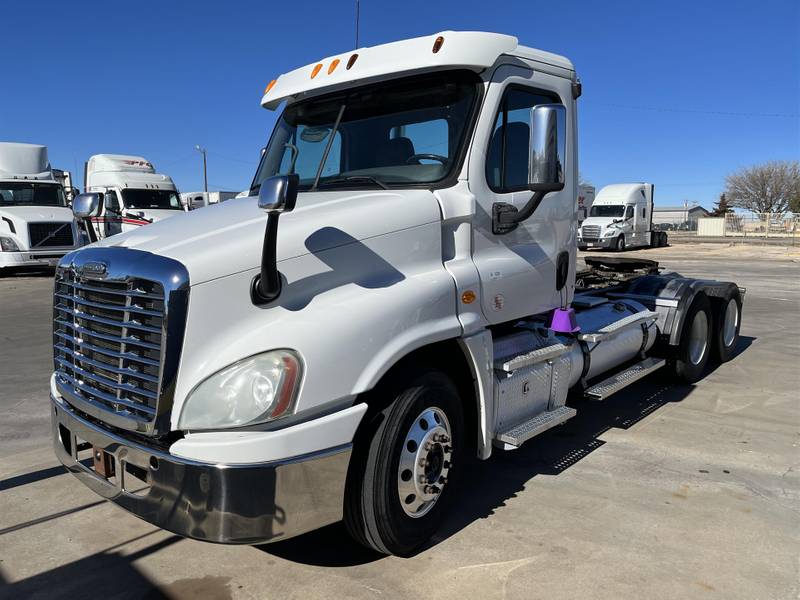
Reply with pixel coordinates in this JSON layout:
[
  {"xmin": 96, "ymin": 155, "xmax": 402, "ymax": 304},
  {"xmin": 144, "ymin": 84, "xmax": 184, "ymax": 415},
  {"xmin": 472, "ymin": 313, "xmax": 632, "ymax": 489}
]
[
  {"xmin": 461, "ymin": 290, "xmax": 476, "ymax": 304},
  {"xmin": 263, "ymin": 79, "xmax": 277, "ymax": 95},
  {"xmin": 432, "ymin": 36, "xmax": 444, "ymax": 53},
  {"xmin": 328, "ymin": 59, "xmax": 340, "ymax": 74},
  {"xmin": 311, "ymin": 63, "xmax": 323, "ymax": 79},
  {"xmin": 346, "ymin": 53, "xmax": 359, "ymax": 69}
]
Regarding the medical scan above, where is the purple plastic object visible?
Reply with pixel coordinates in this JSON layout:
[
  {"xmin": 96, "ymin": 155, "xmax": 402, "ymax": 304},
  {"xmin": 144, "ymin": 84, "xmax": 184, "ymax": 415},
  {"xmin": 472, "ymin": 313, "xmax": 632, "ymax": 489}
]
[{"xmin": 550, "ymin": 307, "xmax": 580, "ymax": 333}]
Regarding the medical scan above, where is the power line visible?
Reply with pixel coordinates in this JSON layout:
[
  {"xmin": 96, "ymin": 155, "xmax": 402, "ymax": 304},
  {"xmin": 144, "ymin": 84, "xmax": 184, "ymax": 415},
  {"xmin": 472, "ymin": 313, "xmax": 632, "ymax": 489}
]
[{"xmin": 595, "ymin": 102, "xmax": 799, "ymax": 119}]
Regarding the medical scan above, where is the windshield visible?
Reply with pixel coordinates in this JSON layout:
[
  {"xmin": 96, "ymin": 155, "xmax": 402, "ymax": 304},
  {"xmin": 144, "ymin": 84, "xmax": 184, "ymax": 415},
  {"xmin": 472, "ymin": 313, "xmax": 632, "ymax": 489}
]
[
  {"xmin": 251, "ymin": 70, "xmax": 481, "ymax": 192},
  {"xmin": 0, "ymin": 182, "xmax": 66, "ymax": 207},
  {"xmin": 121, "ymin": 189, "xmax": 182, "ymax": 210},
  {"xmin": 589, "ymin": 205, "xmax": 625, "ymax": 218}
]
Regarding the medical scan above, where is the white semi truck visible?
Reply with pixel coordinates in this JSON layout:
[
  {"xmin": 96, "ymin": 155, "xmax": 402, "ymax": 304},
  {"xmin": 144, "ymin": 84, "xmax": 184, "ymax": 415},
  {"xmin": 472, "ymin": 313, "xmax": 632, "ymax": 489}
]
[
  {"xmin": 0, "ymin": 142, "xmax": 84, "ymax": 272},
  {"xmin": 53, "ymin": 32, "xmax": 744, "ymax": 556},
  {"xmin": 578, "ymin": 183, "xmax": 668, "ymax": 251},
  {"xmin": 84, "ymin": 154, "xmax": 184, "ymax": 239},
  {"xmin": 577, "ymin": 183, "xmax": 595, "ymax": 224}
]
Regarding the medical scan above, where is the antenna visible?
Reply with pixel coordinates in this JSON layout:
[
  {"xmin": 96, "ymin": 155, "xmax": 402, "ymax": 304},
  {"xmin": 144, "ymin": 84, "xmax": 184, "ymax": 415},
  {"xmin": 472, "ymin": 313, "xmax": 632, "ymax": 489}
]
[{"xmin": 355, "ymin": 0, "xmax": 360, "ymax": 48}]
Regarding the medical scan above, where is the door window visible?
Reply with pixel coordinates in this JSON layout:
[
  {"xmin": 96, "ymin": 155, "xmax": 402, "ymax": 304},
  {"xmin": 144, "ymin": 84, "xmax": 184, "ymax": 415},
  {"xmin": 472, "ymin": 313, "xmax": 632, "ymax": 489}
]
[
  {"xmin": 625, "ymin": 205, "xmax": 634, "ymax": 220},
  {"xmin": 104, "ymin": 191, "xmax": 120, "ymax": 213},
  {"xmin": 486, "ymin": 87, "xmax": 562, "ymax": 192}
]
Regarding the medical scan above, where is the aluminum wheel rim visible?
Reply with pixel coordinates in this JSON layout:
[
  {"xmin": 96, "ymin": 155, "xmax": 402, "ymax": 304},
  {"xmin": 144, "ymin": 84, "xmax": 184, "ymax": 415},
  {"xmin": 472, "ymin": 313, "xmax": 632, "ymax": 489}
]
[
  {"xmin": 397, "ymin": 406, "xmax": 452, "ymax": 518},
  {"xmin": 722, "ymin": 298, "xmax": 739, "ymax": 347},
  {"xmin": 688, "ymin": 310, "xmax": 709, "ymax": 365}
]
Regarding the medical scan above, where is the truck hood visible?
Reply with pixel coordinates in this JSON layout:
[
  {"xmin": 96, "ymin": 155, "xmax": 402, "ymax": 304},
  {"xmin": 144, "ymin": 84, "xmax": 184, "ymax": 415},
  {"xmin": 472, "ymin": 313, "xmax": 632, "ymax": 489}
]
[
  {"xmin": 581, "ymin": 217, "xmax": 619, "ymax": 229},
  {"xmin": 0, "ymin": 205, "xmax": 74, "ymax": 224},
  {"xmin": 95, "ymin": 189, "xmax": 442, "ymax": 285}
]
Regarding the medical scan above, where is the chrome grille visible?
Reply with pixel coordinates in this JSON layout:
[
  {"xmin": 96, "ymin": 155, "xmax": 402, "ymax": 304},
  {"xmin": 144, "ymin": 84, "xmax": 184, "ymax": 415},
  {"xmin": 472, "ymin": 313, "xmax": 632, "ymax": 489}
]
[
  {"xmin": 54, "ymin": 272, "xmax": 164, "ymax": 423},
  {"xmin": 29, "ymin": 222, "xmax": 74, "ymax": 247},
  {"xmin": 581, "ymin": 225, "xmax": 601, "ymax": 240},
  {"xmin": 52, "ymin": 247, "xmax": 190, "ymax": 436}
]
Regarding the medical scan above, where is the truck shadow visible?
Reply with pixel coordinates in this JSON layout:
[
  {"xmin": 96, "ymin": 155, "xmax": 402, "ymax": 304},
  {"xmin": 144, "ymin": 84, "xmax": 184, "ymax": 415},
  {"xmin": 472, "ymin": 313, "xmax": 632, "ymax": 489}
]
[{"xmin": 259, "ymin": 335, "xmax": 754, "ymax": 566}]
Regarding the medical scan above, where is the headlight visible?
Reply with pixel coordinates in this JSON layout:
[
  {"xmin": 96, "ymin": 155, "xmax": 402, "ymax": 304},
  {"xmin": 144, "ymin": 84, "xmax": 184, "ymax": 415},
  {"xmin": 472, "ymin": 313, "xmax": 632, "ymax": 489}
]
[
  {"xmin": 0, "ymin": 237, "xmax": 20, "ymax": 252},
  {"xmin": 178, "ymin": 350, "xmax": 302, "ymax": 430},
  {"xmin": 603, "ymin": 230, "xmax": 616, "ymax": 237}
]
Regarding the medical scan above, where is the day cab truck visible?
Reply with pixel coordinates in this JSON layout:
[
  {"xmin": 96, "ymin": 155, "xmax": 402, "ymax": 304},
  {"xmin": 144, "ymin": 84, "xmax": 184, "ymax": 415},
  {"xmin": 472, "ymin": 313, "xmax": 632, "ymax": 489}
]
[
  {"xmin": 84, "ymin": 154, "xmax": 185, "ymax": 239},
  {"xmin": 578, "ymin": 183, "xmax": 668, "ymax": 251},
  {"xmin": 0, "ymin": 142, "xmax": 84, "ymax": 272},
  {"xmin": 53, "ymin": 32, "xmax": 745, "ymax": 556}
]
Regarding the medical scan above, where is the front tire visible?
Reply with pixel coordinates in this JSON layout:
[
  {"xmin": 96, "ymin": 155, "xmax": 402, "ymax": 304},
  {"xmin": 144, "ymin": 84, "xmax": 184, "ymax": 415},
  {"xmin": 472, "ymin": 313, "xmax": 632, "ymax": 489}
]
[
  {"xmin": 344, "ymin": 369, "xmax": 464, "ymax": 556},
  {"xmin": 673, "ymin": 294, "xmax": 713, "ymax": 383},
  {"xmin": 615, "ymin": 235, "xmax": 626, "ymax": 252}
]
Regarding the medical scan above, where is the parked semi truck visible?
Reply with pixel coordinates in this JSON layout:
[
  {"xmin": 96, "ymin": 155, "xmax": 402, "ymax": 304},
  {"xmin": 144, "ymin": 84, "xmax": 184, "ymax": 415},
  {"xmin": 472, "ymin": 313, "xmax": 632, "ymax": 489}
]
[
  {"xmin": 578, "ymin": 183, "xmax": 668, "ymax": 251},
  {"xmin": 0, "ymin": 142, "xmax": 84, "ymax": 272},
  {"xmin": 53, "ymin": 32, "xmax": 744, "ymax": 556},
  {"xmin": 181, "ymin": 190, "xmax": 239, "ymax": 210},
  {"xmin": 84, "ymin": 154, "xmax": 184, "ymax": 239},
  {"xmin": 577, "ymin": 183, "xmax": 595, "ymax": 224}
]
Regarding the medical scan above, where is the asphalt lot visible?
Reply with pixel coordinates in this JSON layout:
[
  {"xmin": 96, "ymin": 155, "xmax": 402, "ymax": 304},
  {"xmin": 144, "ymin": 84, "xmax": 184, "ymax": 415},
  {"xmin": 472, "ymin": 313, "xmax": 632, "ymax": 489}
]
[{"xmin": 1, "ymin": 244, "xmax": 798, "ymax": 600}]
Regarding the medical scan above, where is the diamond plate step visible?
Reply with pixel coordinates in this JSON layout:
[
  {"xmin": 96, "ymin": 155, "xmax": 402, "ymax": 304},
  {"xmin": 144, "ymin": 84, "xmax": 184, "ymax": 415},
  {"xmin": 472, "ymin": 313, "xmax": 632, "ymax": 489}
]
[
  {"xmin": 494, "ymin": 342, "xmax": 570, "ymax": 372},
  {"xmin": 495, "ymin": 406, "xmax": 576, "ymax": 448},
  {"xmin": 584, "ymin": 357, "xmax": 666, "ymax": 401}
]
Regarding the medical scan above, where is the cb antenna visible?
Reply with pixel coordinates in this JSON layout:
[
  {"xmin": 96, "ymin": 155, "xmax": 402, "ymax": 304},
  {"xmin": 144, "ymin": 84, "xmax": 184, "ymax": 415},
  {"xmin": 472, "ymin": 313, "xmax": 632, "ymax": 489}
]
[{"xmin": 355, "ymin": 0, "xmax": 360, "ymax": 48}]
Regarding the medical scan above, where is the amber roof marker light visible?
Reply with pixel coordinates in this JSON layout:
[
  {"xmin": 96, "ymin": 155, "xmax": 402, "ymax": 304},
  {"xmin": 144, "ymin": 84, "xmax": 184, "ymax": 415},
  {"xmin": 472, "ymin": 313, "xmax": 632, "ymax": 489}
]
[
  {"xmin": 328, "ymin": 59, "xmax": 340, "ymax": 74},
  {"xmin": 432, "ymin": 35, "xmax": 444, "ymax": 53},
  {"xmin": 263, "ymin": 79, "xmax": 277, "ymax": 95},
  {"xmin": 311, "ymin": 63, "xmax": 323, "ymax": 79},
  {"xmin": 346, "ymin": 53, "xmax": 359, "ymax": 70}
]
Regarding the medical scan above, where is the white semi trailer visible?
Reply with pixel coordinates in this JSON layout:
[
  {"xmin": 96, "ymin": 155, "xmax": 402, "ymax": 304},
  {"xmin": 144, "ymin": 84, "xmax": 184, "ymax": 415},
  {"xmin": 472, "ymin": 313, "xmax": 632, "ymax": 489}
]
[
  {"xmin": 578, "ymin": 183, "xmax": 668, "ymax": 250},
  {"xmin": 54, "ymin": 32, "xmax": 744, "ymax": 556},
  {"xmin": 0, "ymin": 142, "xmax": 84, "ymax": 272},
  {"xmin": 84, "ymin": 154, "xmax": 184, "ymax": 239}
]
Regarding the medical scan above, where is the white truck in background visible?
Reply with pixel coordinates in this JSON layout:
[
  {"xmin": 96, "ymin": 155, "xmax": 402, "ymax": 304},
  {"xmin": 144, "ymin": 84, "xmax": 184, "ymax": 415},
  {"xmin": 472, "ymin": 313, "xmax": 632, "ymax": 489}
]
[
  {"xmin": 56, "ymin": 32, "xmax": 743, "ymax": 557},
  {"xmin": 578, "ymin": 183, "xmax": 668, "ymax": 251},
  {"xmin": 52, "ymin": 169, "xmax": 78, "ymax": 203},
  {"xmin": 84, "ymin": 154, "xmax": 185, "ymax": 239},
  {"xmin": 181, "ymin": 190, "xmax": 239, "ymax": 210},
  {"xmin": 0, "ymin": 142, "xmax": 84, "ymax": 272},
  {"xmin": 577, "ymin": 183, "xmax": 595, "ymax": 224}
]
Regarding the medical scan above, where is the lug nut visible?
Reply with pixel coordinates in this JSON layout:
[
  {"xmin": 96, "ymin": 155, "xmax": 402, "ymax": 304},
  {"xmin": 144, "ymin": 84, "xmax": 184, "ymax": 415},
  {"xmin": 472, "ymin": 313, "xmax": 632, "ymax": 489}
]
[
  {"xmin": 439, "ymin": 476, "xmax": 448, "ymax": 485},
  {"xmin": 443, "ymin": 445, "xmax": 452, "ymax": 453},
  {"xmin": 418, "ymin": 458, "xmax": 428, "ymax": 468},
  {"xmin": 443, "ymin": 461, "xmax": 451, "ymax": 469},
  {"xmin": 418, "ymin": 475, "xmax": 426, "ymax": 484},
  {"xmin": 424, "ymin": 485, "xmax": 441, "ymax": 495}
]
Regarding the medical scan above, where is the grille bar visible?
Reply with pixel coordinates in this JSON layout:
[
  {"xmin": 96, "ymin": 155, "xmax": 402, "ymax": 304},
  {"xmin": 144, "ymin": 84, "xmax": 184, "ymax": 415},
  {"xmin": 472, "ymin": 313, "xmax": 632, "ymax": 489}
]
[
  {"xmin": 55, "ymin": 344, "xmax": 160, "ymax": 383},
  {"xmin": 59, "ymin": 279, "xmax": 163, "ymax": 300},
  {"xmin": 55, "ymin": 304, "xmax": 162, "ymax": 334},
  {"xmin": 55, "ymin": 356, "xmax": 158, "ymax": 400},
  {"xmin": 57, "ymin": 372, "xmax": 156, "ymax": 417},
  {"xmin": 55, "ymin": 318, "xmax": 161, "ymax": 351},
  {"xmin": 54, "ymin": 292, "xmax": 163, "ymax": 318},
  {"xmin": 54, "ymin": 331, "xmax": 160, "ymax": 366}
]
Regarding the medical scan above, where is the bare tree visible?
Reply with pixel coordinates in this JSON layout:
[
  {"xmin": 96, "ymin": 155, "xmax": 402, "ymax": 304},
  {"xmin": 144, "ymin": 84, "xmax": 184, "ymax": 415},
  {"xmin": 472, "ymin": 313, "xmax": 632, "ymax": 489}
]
[{"xmin": 725, "ymin": 160, "xmax": 800, "ymax": 214}]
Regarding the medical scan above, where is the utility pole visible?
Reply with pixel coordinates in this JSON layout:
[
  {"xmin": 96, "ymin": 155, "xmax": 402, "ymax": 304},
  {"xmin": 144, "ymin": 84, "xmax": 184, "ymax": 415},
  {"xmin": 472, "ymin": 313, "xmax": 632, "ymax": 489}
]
[
  {"xmin": 195, "ymin": 145, "xmax": 208, "ymax": 193},
  {"xmin": 355, "ymin": 0, "xmax": 360, "ymax": 48}
]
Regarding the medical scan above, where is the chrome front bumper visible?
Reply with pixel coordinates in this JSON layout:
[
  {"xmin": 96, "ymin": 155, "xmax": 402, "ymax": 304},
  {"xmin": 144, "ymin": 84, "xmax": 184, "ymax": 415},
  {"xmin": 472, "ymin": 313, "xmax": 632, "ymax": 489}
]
[{"xmin": 51, "ymin": 397, "xmax": 352, "ymax": 544}]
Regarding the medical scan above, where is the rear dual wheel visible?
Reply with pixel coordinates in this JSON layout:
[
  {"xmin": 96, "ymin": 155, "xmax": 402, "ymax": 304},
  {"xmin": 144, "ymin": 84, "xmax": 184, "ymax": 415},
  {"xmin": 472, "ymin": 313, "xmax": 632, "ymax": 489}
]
[
  {"xmin": 714, "ymin": 289, "xmax": 742, "ymax": 363},
  {"xmin": 673, "ymin": 294, "xmax": 712, "ymax": 383},
  {"xmin": 344, "ymin": 369, "xmax": 463, "ymax": 556}
]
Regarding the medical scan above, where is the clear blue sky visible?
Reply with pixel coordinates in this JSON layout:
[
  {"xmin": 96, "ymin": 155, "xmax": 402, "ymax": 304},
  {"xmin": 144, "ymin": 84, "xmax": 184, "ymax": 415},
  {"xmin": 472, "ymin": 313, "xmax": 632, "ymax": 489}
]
[{"xmin": 2, "ymin": 0, "xmax": 797, "ymax": 208}]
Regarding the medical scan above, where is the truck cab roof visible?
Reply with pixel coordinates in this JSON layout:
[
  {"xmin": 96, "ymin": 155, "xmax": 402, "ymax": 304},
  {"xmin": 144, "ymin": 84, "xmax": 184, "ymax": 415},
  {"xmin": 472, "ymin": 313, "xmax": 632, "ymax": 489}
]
[
  {"xmin": 0, "ymin": 142, "xmax": 57, "ymax": 183},
  {"xmin": 593, "ymin": 183, "xmax": 651, "ymax": 205},
  {"xmin": 260, "ymin": 31, "xmax": 576, "ymax": 110},
  {"xmin": 86, "ymin": 153, "xmax": 177, "ymax": 191}
]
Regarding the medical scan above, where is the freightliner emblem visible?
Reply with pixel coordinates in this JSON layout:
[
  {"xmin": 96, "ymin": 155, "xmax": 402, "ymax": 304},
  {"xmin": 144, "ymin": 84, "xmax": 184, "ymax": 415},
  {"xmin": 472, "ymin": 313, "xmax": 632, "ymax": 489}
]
[{"xmin": 80, "ymin": 261, "xmax": 108, "ymax": 279}]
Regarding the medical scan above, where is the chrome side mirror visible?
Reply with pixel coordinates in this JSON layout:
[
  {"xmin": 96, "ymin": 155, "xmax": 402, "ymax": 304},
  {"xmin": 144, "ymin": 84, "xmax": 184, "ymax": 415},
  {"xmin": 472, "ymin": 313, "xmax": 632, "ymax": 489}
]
[
  {"xmin": 72, "ymin": 193, "xmax": 102, "ymax": 218},
  {"xmin": 258, "ymin": 174, "xmax": 299, "ymax": 213},
  {"xmin": 528, "ymin": 104, "xmax": 566, "ymax": 192}
]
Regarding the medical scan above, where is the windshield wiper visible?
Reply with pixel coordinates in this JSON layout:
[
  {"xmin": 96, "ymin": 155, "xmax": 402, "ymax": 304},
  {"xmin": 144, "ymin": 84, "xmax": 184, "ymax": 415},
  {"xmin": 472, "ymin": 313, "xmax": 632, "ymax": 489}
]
[{"xmin": 318, "ymin": 176, "xmax": 389, "ymax": 190}]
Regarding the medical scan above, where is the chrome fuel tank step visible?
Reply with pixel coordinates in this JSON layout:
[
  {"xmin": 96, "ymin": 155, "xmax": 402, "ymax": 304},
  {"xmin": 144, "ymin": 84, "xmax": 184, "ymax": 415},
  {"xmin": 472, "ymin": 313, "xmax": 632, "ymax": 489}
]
[
  {"xmin": 584, "ymin": 357, "xmax": 666, "ymax": 400},
  {"xmin": 494, "ymin": 406, "xmax": 576, "ymax": 449}
]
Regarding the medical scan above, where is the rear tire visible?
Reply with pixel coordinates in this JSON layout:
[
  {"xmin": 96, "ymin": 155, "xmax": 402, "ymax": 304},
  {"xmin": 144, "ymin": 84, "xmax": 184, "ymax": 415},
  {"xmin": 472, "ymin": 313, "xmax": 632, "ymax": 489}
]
[
  {"xmin": 713, "ymin": 289, "xmax": 742, "ymax": 362},
  {"xmin": 673, "ymin": 294, "xmax": 712, "ymax": 383},
  {"xmin": 615, "ymin": 235, "xmax": 626, "ymax": 252},
  {"xmin": 344, "ymin": 369, "xmax": 464, "ymax": 556}
]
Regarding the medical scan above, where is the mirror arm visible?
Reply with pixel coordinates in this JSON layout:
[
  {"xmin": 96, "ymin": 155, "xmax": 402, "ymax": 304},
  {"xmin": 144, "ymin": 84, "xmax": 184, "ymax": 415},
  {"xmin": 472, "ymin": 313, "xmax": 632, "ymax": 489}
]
[
  {"xmin": 81, "ymin": 218, "xmax": 98, "ymax": 243},
  {"xmin": 491, "ymin": 183, "xmax": 564, "ymax": 235},
  {"xmin": 250, "ymin": 212, "xmax": 282, "ymax": 305}
]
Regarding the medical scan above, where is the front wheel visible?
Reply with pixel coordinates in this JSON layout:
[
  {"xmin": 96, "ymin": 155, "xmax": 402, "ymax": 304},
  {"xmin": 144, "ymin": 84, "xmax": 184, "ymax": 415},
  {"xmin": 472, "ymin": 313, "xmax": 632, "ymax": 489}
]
[
  {"xmin": 344, "ymin": 369, "xmax": 464, "ymax": 556},
  {"xmin": 615, "ymin": 235, "xmax": 626, "ymax": 252}
]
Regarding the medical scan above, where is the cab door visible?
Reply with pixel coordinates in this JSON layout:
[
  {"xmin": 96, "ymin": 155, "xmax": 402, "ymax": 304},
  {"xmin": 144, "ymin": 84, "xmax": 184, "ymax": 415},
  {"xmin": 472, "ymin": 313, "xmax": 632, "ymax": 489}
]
[
  {"xmin": 102, "ymin": 190, "xmax": 123, "ymax": 237},
  {"xmin": 468, "ymin": 64, "xmax": 576, "ymax": 324}
]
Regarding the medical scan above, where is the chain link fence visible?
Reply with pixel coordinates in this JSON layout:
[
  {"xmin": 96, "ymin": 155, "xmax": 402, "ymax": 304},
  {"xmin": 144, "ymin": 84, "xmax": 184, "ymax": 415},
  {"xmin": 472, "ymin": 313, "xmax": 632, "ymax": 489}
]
[{"xmin": 655, "ymin": 213, "xmax": 799, "ymax": 244}]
